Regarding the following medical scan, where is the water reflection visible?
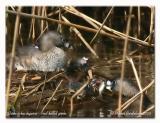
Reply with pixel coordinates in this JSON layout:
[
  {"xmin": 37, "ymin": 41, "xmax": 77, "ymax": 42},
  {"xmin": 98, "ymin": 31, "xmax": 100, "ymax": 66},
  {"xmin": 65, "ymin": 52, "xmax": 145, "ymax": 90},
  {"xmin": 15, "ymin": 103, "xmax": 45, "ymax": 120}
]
[{"xmin": 69, "ymin": 54, "xmax": 154, "ymax": 118}]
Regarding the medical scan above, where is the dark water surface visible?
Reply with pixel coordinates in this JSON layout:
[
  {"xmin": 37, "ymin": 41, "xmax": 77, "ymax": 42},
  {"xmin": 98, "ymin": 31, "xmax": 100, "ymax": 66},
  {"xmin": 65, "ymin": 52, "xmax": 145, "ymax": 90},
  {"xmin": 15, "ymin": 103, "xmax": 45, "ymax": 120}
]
[{"xmin": 7, "ymin": 53, "xmax": 154, "ymax": 118}]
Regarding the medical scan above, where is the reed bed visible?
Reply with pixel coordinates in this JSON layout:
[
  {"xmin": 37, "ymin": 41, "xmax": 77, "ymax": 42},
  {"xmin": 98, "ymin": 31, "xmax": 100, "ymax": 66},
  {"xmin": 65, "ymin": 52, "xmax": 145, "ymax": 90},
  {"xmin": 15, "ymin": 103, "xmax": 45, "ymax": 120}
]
[{"xmin": 6, "ymin": 6, "xmax": 154, "ymax": 118}]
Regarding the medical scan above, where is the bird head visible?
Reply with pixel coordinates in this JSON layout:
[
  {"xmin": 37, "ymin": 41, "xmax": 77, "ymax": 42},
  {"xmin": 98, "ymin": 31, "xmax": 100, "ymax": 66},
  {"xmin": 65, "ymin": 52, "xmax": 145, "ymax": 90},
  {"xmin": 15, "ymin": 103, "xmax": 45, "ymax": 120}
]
[{"xmin": 98, "ymin": 79, "xmax": 116, "ymax": 95}]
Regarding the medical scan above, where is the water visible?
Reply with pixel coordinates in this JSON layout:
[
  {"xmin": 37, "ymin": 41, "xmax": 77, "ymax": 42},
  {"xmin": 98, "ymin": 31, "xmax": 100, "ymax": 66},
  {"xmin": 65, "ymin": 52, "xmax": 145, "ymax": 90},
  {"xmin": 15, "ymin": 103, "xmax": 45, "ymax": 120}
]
[
  {"xmin": 6, "ymin": 6, "xmax": 155, "ymax": 118},
  {"xmin": 7, "ymin": 53, "xmax": 154, "ymax": 118}
]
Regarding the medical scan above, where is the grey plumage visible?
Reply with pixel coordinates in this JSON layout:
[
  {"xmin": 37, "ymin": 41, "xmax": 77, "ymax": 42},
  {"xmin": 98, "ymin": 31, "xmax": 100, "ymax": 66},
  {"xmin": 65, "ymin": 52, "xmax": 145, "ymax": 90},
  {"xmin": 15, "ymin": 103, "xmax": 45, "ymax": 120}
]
[
  {"xmin": 15, "ymin": 47, "xmax": 66, "ymax": 71},
  {"xmin": 39, "ymin": 31, "xmax": 64, "ymax": 52},
  {"xmin": 14, "ymin": 31, "xmax": 67, "ymax": 72},
  {"xmin": 16, "ymin": 45, "xmax": 40, "ymax": 56},
  {"xmin": 113, "ymin": 79, "xmax": 139, "ymax": 97}
]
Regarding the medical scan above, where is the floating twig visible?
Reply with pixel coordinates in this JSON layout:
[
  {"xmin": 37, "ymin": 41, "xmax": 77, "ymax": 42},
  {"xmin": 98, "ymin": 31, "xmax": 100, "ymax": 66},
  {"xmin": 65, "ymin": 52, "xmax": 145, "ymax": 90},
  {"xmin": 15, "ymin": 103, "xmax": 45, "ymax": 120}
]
[
  {"xmin": 69, "ymin": 78, "xmax": 90, "ymax": 117},
  {"xmin": 120, "ymin": 80, "xmax": 154, "ymax": 112},
  {"xmin": 25, "ymin": 72, "xmax": 64, "ymax": 97},
  {"xmin": 36, "ymin": 73, "xmax": 47, "ymax": 111},
  {"xmin": 41, "ymin": 80, "xmax": 63, "ymax": 113},
  {"xmin": 141, "ymin": 105, "xmax": 154, "ymax": 116}
]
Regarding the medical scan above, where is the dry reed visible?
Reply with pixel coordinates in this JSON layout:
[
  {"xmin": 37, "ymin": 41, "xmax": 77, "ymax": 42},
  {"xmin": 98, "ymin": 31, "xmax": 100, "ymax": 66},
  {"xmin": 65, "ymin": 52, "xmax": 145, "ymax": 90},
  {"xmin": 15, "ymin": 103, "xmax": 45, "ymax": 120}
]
[
  {"xmin": 6, "ymin": 7, "xmax": 22, "ymax": 114},
  {"xmin": 117, "ymin": 7, "xmax": 132, "ymax": 116}
]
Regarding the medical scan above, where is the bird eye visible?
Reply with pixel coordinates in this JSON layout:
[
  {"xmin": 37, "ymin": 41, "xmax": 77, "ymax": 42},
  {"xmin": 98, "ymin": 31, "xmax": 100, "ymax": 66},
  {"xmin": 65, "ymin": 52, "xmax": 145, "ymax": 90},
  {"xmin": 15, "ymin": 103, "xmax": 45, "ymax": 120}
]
[{"xmin": 106, "ymin": 80, "xmax": 112, "ymax": 85}]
